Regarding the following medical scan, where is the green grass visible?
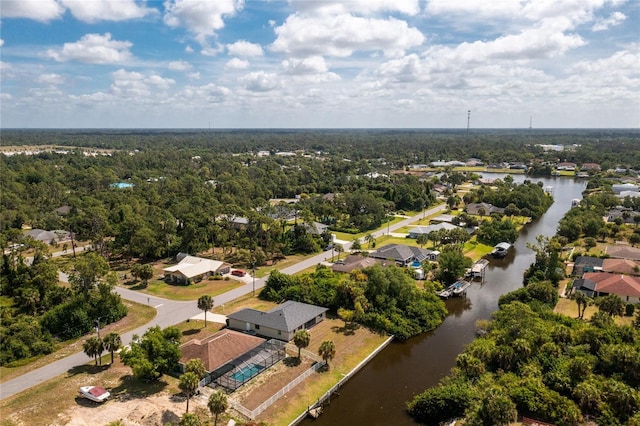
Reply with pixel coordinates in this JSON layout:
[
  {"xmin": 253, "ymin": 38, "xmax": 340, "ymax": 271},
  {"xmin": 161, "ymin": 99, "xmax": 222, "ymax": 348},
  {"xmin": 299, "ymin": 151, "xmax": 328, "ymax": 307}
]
[{"xmin": 132, "ymin": 278, "xmax": 243, "ymax": 301}]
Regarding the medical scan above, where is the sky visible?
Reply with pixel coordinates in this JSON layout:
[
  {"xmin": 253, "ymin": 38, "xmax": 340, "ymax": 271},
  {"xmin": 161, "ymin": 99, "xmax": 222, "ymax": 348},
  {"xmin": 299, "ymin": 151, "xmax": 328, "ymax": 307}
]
[{"xmin": 1, "ymin": 0, "xmax": 639, "ymax": 129}]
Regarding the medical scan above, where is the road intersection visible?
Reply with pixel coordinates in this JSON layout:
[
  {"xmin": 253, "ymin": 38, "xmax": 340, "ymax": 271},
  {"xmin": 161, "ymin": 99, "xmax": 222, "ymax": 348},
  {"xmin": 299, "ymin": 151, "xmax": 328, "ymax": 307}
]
[{"xmin": 0, "ymin": 204, "xmax": 445, "ymax": 399}]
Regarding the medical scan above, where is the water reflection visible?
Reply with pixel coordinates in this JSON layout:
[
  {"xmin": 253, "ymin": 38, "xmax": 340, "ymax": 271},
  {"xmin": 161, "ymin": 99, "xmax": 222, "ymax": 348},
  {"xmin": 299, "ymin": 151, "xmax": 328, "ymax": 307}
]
[{"xmin": 303, "ymin": 174, "xmax": 586, "ymax": 426}]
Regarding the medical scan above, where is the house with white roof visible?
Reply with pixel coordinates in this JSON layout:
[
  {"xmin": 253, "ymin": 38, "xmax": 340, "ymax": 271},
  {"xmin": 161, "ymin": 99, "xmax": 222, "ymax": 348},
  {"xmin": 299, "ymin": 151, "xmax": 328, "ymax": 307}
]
[{"xmin": 163, "ymin": 254, "xmax": 232, "ymax": 284}]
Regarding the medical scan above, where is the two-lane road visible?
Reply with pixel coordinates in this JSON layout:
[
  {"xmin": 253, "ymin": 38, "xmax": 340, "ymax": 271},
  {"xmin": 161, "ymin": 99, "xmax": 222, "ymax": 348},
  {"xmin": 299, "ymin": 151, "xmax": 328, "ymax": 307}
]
[{"xmin": 0, "ymin": 204, "xmax": 445, "ymax": 399}]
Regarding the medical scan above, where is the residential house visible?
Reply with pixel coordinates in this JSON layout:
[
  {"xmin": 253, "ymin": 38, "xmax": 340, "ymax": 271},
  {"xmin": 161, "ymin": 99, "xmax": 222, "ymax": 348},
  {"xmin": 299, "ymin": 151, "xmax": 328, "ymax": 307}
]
[
  {"xmin": 572, "ymin": 256, "xmax": 604, "ymax": 276},
  {"xmin": 618, "ymin": 191, "xmax": 640, "ymax": 199},
  {"xmin": 408, "ymin": 223, "xmax": 460, "ymax": 239},
  {"xmin": 163, "ymin": 255, "xmax": 232, "ymax": 284},
  {"xmin": 612, "ymin": 183, "xmax": 639, "ymax": 194},
  {"xmin": 573, "ymin": 272, "xmax": 640, "ymax": 304},
  {"xmin": 602, "ymin": 258, "xmax": 640, "ymax": 276},
  {"xmin": 465, "ymin": 202, "xmax": 505, "ymax": 216},
  {"xmin": 368, "ymin": 244, "xmax": 438, "ymax": 265},
  {"xmin": 226, "ymin": 300, "xmax": 328, "ymax": 341},
  {"xmin": 304, "ymin": 221, "xmax": 329, "ymax": 235},
  {"xmin": 179, "ymin": 329, "xmax": 265, "ymax": 374},
  {"xmin": 23, "ymin": 229, "xmax": 71, "ymax": 244},
  {"xmin": 557, "ymin": 162, "xmax": 577, "ymax": 171},
  {"xmin": 606, "ymin": 207, "xmax": 640, "ymax": 224},
  {"xmin": 580, "ymin": 163, "xmax": 601, "ymax": 172},
  {"xmin": 430, "ymin": 213, "xmax": 456, "ymax": 224},
  {"xmin": 331, "ymin": 254, "xmax": 386, "ymax": 273},
  {"xmin": 605, "ymin": 245, "xmax": 640, "ymax": 261}
]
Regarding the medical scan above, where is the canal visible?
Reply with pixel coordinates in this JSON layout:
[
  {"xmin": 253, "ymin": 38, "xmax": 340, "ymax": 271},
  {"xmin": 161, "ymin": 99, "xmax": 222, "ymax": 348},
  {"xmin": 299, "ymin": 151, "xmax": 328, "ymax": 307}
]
[{"xmin": 304, "ymin": 174, "xmax": 586, "ymax": 426}]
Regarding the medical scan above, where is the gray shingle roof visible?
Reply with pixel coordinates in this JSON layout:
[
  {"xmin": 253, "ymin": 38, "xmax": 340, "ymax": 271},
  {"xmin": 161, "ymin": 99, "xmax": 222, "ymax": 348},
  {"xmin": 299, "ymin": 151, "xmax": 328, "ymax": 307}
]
[
  {"xmin": 368, "ymin": 244, "xmax": 433, "ymax": 263},
  {"xmin": 228, "ymin": 301, "xmax": 327, "ymax": 332}
]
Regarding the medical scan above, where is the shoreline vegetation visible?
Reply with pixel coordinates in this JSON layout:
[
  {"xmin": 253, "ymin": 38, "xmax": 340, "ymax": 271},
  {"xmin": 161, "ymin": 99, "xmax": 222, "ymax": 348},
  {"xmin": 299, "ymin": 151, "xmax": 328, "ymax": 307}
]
[{"xmin": 2, "ymin": 130, "xmax": 639, "ymax": 425}]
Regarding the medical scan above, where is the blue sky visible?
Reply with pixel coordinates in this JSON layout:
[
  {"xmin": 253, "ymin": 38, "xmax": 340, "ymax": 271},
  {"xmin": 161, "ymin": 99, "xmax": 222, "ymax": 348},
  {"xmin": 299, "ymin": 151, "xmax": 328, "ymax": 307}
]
[{"xmin": 1, "ymin": 0, "xmax": 639, "ymax": 128}]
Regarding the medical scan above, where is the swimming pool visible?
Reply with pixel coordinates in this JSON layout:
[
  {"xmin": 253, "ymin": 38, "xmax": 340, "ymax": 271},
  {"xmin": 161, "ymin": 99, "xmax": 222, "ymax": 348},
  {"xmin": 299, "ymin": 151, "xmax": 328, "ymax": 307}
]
[{"xmin": 230, "ymin": 364, "xmax": 264, "ymax": 382}]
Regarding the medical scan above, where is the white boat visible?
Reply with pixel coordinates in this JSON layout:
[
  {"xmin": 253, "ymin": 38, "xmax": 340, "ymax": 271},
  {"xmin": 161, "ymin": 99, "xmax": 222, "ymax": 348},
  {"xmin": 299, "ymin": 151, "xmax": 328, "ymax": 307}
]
[
  {"xmin": 452, "ymin": 281, "xmax": 471, "ymax": 295},
  {"xmin": 79, "ymin": 386, "xmax": 110, "ymax": 403}
]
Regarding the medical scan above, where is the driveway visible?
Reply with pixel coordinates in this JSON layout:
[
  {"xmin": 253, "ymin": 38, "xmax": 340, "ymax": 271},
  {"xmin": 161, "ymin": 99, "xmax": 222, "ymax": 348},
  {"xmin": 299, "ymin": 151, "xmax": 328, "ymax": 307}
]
[{"xmin": 0, "ymin": 204, "xmax": 445, "ymax": 399}]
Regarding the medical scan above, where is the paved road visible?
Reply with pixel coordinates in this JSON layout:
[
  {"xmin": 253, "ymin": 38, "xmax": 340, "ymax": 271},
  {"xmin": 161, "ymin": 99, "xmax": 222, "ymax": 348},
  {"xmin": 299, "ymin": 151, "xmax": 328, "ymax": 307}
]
[{"xmin": 0, "ymin": 204, "xmax": 445, "ymax": 399}]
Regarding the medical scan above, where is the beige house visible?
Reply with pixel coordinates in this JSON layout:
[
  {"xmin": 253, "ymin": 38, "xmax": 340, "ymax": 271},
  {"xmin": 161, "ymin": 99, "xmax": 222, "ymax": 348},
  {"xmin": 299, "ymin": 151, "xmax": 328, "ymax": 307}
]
[{"xmin": 163, "ymin": 255, "xmax": 231, "ymax": 284}]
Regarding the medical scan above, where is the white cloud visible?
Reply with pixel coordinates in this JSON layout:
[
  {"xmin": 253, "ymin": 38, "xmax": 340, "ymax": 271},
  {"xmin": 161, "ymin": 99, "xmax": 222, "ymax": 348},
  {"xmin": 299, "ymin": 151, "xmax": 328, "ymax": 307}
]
[
  {"xmin": 59, "ymin": 0, "xmax": 156, "ymax": 23},
  {"xmin": 111, "ymin": 69, "xmax": 175, "ymax": 97},
  {"xmin": 46, "ymin": 33, "xmax": 133, "ymax": 64},
  {"xmin": 169, "ymin": 60, "xmax": 192, "ymax": 71},
  {"xmin": 282, "ymin": 56, "xmax": 329, "ymax": 74},
  {"xmin": 180, "ymin": 83, "xmax": 231, "ymax": 103},
  {"xmin": 592, "ymin": 11, "xmax": 627, "ymax": 31},
  {"xmin": 0, "ymin": 93, "xmax": 13, "ymax": 101},
  {"xmin": 0, "ymin": 40, "xmax": 4, "ymax": 47},
  {"xmin": 226, "ymin": 58, "xmax": 250, "ymax": 69},
  {"xmin": 185, "ymin": 45, "xmax": 195, "ymax": 53},
  {"xmin": 290, "ymin": 0, "xmax": 421, "ymax": 16},
  {"xmin": 37, "ymin": 73, "xmax": 64, "ymax": 85},
  {"xmin": 187, "ymin": 72, "xmax": 201, "ymax": 79},
  {"xmin": 240, "ymin": 71, "xmax": 280, "ymax": 92},
  {"xmin": 272, "ymin": 14, "xmax": 424, "ymax": 57},
  {"xmin": 0, "ymin": 0, "xmax": 65, "ymax": 22},
  {"xmin": 163, "ymin": 0, "xmax": 244, "ymax": 44},
  {"xmin": 227, "ymin": 40, "xmax": 263, "ymax": 57}
]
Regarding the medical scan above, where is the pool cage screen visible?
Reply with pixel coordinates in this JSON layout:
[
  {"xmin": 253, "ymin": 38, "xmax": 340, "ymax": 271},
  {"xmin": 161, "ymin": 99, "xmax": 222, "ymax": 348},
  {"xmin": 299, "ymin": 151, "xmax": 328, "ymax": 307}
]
[{"xmin": 214, "ymin": 339, "xmax": 287, "ymax": 391}]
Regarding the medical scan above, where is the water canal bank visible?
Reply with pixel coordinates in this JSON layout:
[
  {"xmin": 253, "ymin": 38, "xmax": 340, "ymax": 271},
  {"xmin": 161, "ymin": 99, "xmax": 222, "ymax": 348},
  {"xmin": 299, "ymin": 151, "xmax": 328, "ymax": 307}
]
[{"xmin": 302, "ymin": 174, "xmax": 586, "ymax": 426}]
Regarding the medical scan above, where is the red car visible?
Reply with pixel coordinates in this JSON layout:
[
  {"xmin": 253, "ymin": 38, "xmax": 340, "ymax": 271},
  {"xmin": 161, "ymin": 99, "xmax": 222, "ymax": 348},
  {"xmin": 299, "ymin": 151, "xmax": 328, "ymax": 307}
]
[{"xmin": 231, "ymin": 269, "xmax": 246, "ymax": 277}]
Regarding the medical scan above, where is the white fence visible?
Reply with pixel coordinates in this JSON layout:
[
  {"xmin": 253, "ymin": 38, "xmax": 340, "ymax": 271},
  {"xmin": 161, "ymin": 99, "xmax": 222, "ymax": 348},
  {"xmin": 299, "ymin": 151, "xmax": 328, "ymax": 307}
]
[{"xmin": 231, "ymin": 362, "xmax": 323, "ymax": 420}]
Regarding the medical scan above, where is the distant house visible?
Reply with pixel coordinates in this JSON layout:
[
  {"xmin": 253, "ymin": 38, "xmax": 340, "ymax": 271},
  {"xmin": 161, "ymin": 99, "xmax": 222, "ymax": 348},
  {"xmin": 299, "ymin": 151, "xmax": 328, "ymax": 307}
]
[
  {"xmin": 573, "ymin": 272, "xmax": 640, "ymax": 304},
  {"xmin": 53, "ymin": 205, "xmax": 71, "ymax": 215},
  {"xmin": 618, "ymin": 191, "xmax": 640, "ymax": 199},
  {"xmin": 572, "ymin": 256, "xmax": 604, "ymax": 276},
  {"xmin": 163, "ymin": 255, "xmax": 232, "ymax": 284},
  {"xmin": 408, "ymin": 223, "xmax": 460, "ymax": 239},
  {"xmin": 303, "ymin": 221, "xmax": 329, "ymax": 235},
  {"xmin": 218, "ymin": 215, "xmax": 249, "ymax": 229},
  {"xmin": 226, "ymin": 300, "xmax": 328, "ymax": 341},
  {"xmin": 331, "ymin": 254, "xmax": 385, "ymax": 273},
  {"xmin": 605, "ymin": 245, "xmax": 640, "ymax": 261},
  {"xmin": 557, "ymin": 162, "xmax": 577, "ymax": 171},
  {"xmin": 612, "ymin": 183, "xmax": 639, "ymax": 194},
  {"xmin": 430, "ymin": 213, "xmax": 455, "ymax": 224},
  {"xmin": 606, "ymin": 207, "xmax": 640, "ymax": 224},
  {"xmin": 368, "ymin": 244, "xmax": 438, "ymax": 265},
  {"xmin": 602, "ymin": 258, "xmax": 640, "ymax": 276},
  {"xmin": 23, "ymin": 229, "xmax": 71, "ymax": 244},
  {"xmin": 465, "ymin": 202, "xmax": 504, "ymax": 216},
  {"xmin": 580, "ymin": 163, "xmax": 601, "ymax": 172}
]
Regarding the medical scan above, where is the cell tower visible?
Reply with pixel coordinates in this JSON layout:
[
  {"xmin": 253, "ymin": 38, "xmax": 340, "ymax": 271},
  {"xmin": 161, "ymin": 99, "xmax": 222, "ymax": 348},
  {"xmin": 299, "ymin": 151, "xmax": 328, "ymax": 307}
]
[{"xmin": 467, "ymin": 110, "xmax": 471, "ymax": 133}]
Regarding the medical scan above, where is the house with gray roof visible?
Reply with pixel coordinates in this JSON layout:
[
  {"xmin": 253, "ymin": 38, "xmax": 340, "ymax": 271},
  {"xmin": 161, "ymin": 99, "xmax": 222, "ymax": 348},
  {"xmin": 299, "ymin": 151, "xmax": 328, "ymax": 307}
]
[
  {"xmin": 23, "ymin": 229, "xmax": 71, "ymax": 244},
  {"xmin": 408, "ymin": 223, "xmax": 460, "ymax": 239},
  {"xmin": 226, "ymin": 300, "xmax": 328, "ymax": 341},
  {"xmin": 572, "ymin": 256, "xmax": 604, "ymax": 276},
  {"xmin": 368, "ymin": 244, "xmax": 438, "ymax": 265},
  {"xmin": 465, "ymin": 202, "xmax": 505, "ymax": 216}
]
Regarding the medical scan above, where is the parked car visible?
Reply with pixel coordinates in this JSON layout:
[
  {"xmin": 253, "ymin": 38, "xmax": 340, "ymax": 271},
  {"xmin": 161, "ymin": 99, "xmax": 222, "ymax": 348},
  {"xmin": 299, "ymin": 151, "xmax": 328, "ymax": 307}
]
[{"xmin": 231, "ymin": 269, "xmax": 246, "ymax": 277}]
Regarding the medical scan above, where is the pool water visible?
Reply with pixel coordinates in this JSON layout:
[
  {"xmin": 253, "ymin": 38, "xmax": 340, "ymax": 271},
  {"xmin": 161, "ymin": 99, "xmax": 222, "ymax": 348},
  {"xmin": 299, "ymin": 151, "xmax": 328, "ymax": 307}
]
[{"xmin": 230, "ymin": 364, "xmax": 264, "ymax": 382}]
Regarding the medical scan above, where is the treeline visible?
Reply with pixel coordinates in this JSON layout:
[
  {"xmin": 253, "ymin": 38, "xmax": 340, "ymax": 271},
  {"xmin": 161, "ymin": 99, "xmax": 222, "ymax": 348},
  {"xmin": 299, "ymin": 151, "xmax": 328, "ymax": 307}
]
[
  {"xmin": 3, "ymin": 129, "xmax": 639, "ymax": 169},
  {"xmin": 260, "ymin": 265, "xmax": 447, "ymax": 340},
  {"xmin": 0, "ymin": 249, "xmax": 127, "ymax": 365},
  {"xmin": 1, "ymin": 149, "xmax": 434, "ymax": 262},
  {"xmin": 407, "ymin": 215, "xmax": 640, "ymax": 426}
]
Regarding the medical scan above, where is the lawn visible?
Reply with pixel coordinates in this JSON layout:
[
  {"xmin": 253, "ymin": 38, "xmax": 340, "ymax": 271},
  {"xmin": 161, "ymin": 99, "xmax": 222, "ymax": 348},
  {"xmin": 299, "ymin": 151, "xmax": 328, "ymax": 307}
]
[
  {"xmin": 128, "ymin": 277, "xmax": 244, "ymax": 301},
  {"xmin": 554, "ymin": 297, "xmax": 633, "ymax": 327},
  {"xmin": 0, "ymin": 299, "xmax": 156, "ymax": 384}
]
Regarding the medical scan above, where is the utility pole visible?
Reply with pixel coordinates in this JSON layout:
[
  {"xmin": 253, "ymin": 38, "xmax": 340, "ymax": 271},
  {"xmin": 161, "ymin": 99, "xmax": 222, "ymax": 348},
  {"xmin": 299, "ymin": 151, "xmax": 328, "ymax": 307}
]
[
  {"xmin": 252, "ymin": 261, "xmax": 256, "ymax": 296},
  {"xmin": 94, "ymin": 317, "xmax": 101, "ymax": 341}
]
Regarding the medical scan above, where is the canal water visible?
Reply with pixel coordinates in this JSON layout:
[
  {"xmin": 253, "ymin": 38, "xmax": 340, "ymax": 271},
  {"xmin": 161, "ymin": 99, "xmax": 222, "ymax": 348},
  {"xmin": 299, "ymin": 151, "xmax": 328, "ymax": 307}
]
[{"xmin": 304, "ymin": 174, "xmax": 586, "ymax": 426}]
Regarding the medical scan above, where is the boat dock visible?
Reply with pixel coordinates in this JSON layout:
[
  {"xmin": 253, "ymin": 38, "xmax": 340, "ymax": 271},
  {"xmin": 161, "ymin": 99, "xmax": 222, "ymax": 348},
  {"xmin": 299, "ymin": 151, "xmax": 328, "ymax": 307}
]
[
  {"xmin": 437, "ymin": 280, "xmax": 471, "ymax": 298},
  {"xmin": 466, "ymin": 258, "xmax": 489, "ymax": 281}
]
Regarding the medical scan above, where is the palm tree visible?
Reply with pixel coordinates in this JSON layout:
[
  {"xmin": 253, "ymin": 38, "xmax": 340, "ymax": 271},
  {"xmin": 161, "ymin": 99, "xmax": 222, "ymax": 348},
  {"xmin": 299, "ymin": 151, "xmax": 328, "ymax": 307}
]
[
  {"xmin": 318, "ymin": 340, "xmax": 336, "ymax": 369},
  {"xmin": 102, "ymin": 332, "xmax": 122, "ymax": 364},
  {"xmin": 572, "ymin": 291, "xmax": 588, "ymax": 319},
  {"xmin": 179, "ymin": 413, "xmax": 201, "ymax": 426},
  {"xmin": 416, "ymin": 234, "xmax": 428, "ymax": 248},
  {"xmin": 208, "ymin": 390, "xmax": 228, "ymax": 425},
  {"xmin": 293, "ymin": 329, "xmax": 311, "ymax": 359},
  {"xmin": 365, "ymin": 233, "xmax": 375, "ymax": 249},
  {"xmin": 83, "ymin": 336, "xmax": 104, "ymax": 366},
  {"xmin": 197, "ymin": 295, "xmax": 214, "ymax": 327},
  {"xmin": 179, "ymin": 372, "xmax": 200, "ymax": 413},
  {"xmin": 185, "ymin": 358, "xmax": 207, "ymax": 380},
  {"xmin": 335, "ymin": 244, "xmax": 344, "ymax": 261}
]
